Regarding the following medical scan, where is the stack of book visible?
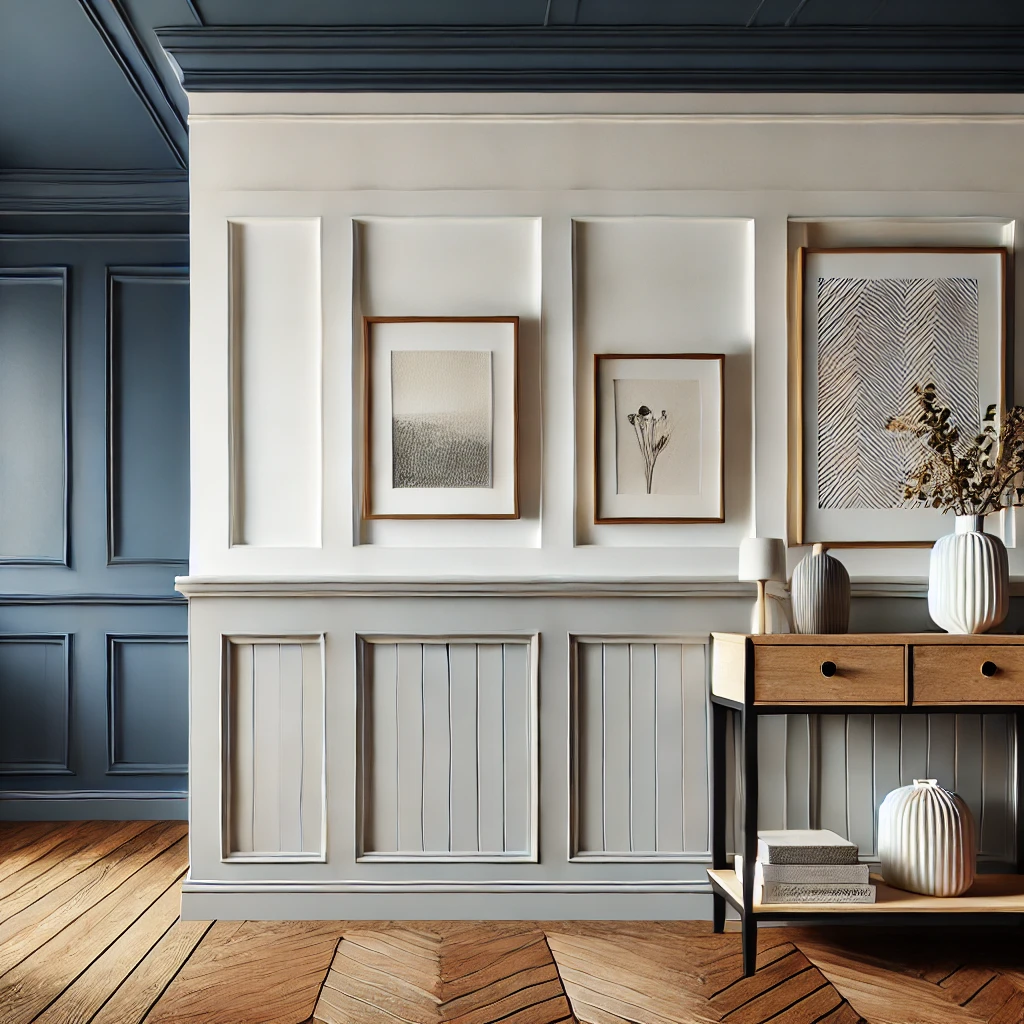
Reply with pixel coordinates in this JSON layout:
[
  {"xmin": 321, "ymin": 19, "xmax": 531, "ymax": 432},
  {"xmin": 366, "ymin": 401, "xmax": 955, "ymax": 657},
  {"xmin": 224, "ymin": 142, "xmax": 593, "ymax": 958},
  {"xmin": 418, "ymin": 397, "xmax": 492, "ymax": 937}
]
[{"xmin": 735, "ymin": 829, "xmax": 876, "ymax": 904}]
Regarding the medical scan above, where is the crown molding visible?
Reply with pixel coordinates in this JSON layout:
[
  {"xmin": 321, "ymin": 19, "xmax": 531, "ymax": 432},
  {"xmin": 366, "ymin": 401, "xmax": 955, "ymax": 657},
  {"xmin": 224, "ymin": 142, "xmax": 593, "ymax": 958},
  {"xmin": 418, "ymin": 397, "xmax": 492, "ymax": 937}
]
[
  {"xmin": 0, "ymin": 171, "xmax": 188, "ymax": 214},
  {"xmin": 78, "ymin": 0, "xmax": 188, "ymax": 167},
  {"xmin": 156, "ymin": 25, "xmax": 1024, "ymax": 93}
]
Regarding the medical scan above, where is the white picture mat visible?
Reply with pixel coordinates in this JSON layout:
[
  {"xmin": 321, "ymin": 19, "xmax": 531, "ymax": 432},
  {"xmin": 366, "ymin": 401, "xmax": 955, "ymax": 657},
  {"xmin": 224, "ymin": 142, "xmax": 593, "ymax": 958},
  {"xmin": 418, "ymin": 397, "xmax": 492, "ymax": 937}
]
[
  {"xmin": 596, "ymin": 356, "xmax": 723, "ymax": 521},
  {"xmin": 802, "ymin": 250, "xmax": 1004, "ymax": 544},
  {"xmin": 368, "ymin": 319, "xmax": 517, "ymax": 516}
]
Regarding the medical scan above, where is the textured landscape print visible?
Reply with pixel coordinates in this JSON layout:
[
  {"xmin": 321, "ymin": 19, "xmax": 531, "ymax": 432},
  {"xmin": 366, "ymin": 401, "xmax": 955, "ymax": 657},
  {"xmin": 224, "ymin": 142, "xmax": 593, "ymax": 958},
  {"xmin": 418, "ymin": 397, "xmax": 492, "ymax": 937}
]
[
  {"xmin": 613, "ymin": 377, "xmax": 701, "ymax": 496},
  {"xmin": 391, "ymin": 349, "xmax": 493, "ymax": 489},
  {"xmin": 816, "ymin": 276, "xmax": 979, "ymax": 509}
]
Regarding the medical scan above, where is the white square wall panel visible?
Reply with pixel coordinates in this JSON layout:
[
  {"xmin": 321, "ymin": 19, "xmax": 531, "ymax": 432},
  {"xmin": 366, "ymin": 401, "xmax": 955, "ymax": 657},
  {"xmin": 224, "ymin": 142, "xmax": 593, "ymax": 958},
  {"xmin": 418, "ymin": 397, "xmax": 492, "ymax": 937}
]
[{"xmin": 228, "ymin": 217, "xmax": 322, "ymax": 548}]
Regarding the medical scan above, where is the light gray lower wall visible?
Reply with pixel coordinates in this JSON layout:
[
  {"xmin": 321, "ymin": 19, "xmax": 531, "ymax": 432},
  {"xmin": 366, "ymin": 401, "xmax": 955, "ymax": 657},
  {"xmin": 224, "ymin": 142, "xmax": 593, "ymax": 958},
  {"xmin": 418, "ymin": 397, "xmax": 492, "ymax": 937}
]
[{"xmin": 181, "ymin": 586, "xmax": 1020, "ymax": 920}]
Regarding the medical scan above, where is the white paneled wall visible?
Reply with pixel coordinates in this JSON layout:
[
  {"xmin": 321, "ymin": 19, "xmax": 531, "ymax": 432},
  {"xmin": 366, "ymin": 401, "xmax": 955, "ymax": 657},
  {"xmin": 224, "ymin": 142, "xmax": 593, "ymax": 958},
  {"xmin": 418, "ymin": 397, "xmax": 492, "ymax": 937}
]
[
  {"xmin": 228, "ymin": 217, "xmax": 322, "ymax": 549},
  {"xmin": 358, "ymin": 637, "xmax": 537, "ymax": 860},
  {"xmin": 572, "ymin": 638, "xmax": 709, "ymax": 859},
  {"xmin": 224, "ymin": 636, "xmax": 325, "ymax": 860}
]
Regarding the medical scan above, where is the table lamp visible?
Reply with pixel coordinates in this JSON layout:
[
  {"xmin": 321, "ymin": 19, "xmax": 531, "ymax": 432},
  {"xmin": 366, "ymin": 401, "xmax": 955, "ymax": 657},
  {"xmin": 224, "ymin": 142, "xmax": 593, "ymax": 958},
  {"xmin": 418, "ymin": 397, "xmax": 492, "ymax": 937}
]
[{"xmin": 738, "ymin": 537, "xmax": 787, "ymax": 635}]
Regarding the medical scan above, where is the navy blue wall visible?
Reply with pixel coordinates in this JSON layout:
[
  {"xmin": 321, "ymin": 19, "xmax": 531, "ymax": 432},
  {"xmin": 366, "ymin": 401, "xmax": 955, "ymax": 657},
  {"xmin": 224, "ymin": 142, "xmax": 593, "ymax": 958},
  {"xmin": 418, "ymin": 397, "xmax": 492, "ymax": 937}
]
[{"xmin": 0, "ymin": 231, "xmax": 189, "ymax": 819}]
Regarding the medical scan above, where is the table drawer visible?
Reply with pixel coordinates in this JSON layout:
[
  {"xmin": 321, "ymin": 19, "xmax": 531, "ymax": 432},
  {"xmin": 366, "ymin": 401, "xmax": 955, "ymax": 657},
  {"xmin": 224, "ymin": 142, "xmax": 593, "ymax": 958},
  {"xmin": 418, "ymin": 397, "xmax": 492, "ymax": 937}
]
[
  {"xmin": 913, "ymin": 645, "xmax": 1024, "ymax": 704},
  {"xmin": 754, "ymin": 645, "xmax": 906, "ymax": 705}
]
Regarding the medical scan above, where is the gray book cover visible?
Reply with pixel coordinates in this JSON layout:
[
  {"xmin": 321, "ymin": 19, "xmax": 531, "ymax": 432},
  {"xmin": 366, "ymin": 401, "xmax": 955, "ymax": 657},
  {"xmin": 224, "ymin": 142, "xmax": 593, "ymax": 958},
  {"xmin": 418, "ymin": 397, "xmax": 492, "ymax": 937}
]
[
  {"xmin": 756, "ymin": 829, "xmax": 858, "ymax": 865},
  {"xmin": 760, "ymin": 882, "xmax": 876, "ymax": 904},
  {"xmin": 736, "ymin": 855, "xmax": 869, "ymax": 884}
]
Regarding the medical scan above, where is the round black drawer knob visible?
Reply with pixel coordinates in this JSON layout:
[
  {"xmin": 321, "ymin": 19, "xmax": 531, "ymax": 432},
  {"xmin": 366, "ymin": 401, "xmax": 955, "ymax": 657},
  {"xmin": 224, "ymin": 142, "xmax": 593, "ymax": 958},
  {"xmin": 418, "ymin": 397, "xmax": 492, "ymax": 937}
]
[
  {"xmin": 820, "ymin": 661, "xmax": 838, "ymax": 678},
  {"xmin": 981, "ymin": 661, "xmax": 998, "ymax": 677}
]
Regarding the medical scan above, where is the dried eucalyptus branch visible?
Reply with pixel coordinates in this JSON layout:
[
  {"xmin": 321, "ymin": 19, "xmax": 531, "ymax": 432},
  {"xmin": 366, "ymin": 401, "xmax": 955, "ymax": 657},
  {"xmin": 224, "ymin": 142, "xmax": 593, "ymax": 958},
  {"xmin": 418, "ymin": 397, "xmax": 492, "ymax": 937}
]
[{"xmin": 885, "ymin": 383, "xmax": 1024, "ymax": 516}]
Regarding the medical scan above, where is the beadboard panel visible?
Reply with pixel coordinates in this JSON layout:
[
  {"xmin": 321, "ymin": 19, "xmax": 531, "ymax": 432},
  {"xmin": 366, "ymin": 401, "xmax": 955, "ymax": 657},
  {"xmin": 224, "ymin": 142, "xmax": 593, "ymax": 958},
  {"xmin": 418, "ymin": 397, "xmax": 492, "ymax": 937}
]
[
  {"xmin": 0, "ymin": 270, "xmax": 67, "ymax": 565},
  {"xmin": 570, "ymin": 636, "xmax": 710, "ymax": 860},
  {"xmin": 222, "ymin": 635, "xmax": 326, "ymax": 861},
  {"xmin": 755, "ymin": 711, "xmax": 1017, "ymax": 864},
  {"xmin": 228, "ymin": 217, "xmax": 322, "ymax": 549},
  {"xmin": 357, "ymin": 635, "xmax": 538, "ymax": 861}
]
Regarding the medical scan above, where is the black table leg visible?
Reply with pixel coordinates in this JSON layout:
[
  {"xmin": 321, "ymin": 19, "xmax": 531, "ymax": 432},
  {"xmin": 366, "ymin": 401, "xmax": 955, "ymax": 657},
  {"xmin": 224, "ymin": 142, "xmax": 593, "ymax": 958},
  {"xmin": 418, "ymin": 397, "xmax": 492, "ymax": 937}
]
[
  {"xmin": 1016, "ymin": 712, "xmax": 1024, "ymax": 875},
  {"xmin": 711, "ymin": 699, "xmax": 728, "ymax": 933},
  {"xmin": 741, "ymin": 702, "xmax": 758, "ymax": 975}
]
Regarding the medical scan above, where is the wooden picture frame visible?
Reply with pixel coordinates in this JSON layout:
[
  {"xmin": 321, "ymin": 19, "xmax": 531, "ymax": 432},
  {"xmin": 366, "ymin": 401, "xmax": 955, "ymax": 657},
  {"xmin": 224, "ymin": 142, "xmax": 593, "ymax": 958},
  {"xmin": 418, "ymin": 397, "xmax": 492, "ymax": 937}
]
[
  {"xmin": 362, "ymin": 316, "xmax": 520, "ymax": 520},
  {"xmin": 794, "ymin": 246, "xmax": 1008, "ymax": 548},
  {"xmin": 593, "ymin": 353, "xmax": 725, "ymax": 524}
]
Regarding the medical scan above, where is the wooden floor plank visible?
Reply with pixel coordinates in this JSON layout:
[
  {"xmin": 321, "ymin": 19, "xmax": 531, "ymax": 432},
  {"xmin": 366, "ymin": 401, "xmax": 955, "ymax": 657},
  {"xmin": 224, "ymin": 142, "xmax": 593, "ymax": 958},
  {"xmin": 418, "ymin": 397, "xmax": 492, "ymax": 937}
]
[
  {"xmin": 0, "ymin": 839, "xmax": 187, "ymax": 1024},
  {"xmin": 0, "ymin": 821, "xmax": 167, "ymax": 919},
  {"xmin": 30, "ymin": 877, "xmax": 184, "ymax": 1024},
  {"xmin": 147, "ymin": 920, "xmax": 342, "ymax": 1024},
  {"xmin": 0, "ymin": 822, "xmax": 185, "ymax": 978},
  {"xmin": 89, "ymin": 919, "xmax": 213, "ymax": 1024}
]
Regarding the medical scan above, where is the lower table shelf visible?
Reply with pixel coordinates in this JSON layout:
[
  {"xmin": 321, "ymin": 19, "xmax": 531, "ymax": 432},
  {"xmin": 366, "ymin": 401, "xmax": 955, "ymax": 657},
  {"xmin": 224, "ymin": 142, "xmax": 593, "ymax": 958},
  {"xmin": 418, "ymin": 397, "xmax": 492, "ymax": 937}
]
[{"xmin": 708, "ymin": 868, "xmax": 1024, "ymax": 915}]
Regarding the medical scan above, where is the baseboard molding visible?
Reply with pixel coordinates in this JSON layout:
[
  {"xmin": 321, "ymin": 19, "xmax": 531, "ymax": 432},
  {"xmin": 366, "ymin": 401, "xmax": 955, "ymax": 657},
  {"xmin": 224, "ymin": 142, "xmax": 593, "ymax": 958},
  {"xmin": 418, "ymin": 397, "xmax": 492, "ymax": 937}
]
[
  {"xmin": 180, "ymin": 878, "xmax": 712, "ymax": 921},
  {"xmin": 0, "ymin": 789, "xmax": 187, "ymax": 821}
]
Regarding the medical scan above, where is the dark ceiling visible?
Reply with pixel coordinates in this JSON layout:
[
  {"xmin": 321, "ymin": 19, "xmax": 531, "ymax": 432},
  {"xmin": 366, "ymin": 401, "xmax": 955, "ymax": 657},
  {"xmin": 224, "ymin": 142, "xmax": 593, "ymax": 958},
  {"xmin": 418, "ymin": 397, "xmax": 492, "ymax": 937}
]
[{"xmin": 5, "ymin": 0, "xmax": 1024, "ymax": 176}]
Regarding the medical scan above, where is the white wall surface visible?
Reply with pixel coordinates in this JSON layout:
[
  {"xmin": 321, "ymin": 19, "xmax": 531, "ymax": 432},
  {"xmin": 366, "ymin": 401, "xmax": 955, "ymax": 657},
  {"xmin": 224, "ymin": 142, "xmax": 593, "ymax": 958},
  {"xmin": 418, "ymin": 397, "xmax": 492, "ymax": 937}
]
[
  {"xmin": 188, "ymin": 92, "xmax": 1024, "ymax": 582},
  {"xmin": 182, "ymin": 93, "xmax": 1024, "ymax": 919}
]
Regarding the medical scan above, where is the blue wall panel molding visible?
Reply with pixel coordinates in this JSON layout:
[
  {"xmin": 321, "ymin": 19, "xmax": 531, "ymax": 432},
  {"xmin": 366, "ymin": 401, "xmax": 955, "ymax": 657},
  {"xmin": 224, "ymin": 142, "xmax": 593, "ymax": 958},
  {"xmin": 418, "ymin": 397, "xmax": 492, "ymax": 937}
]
[
  {"xmin": 156, "ymin": 25, "xmax": 1024, "ymax": 93},
  {"xmin": 106, "ymin": 634, "xmax": 188, "ymax": 775},
  {"xmin": 76, "ymin": 0, "xmax": 189, "ymax": 167},
  {"xmin": 106, "ymin": 265, "xmax": 190, "ymax": 567},
  {"xmin": 0, "ymin": 172, "xmax": 189, "ymax": 216},
  {"xmin": 0, "ymin": 634, "xmax": 73, "ymax": 776},
  {"xmin": 0, "ymin": 268, "xmax": 70, "ymax": 568}
]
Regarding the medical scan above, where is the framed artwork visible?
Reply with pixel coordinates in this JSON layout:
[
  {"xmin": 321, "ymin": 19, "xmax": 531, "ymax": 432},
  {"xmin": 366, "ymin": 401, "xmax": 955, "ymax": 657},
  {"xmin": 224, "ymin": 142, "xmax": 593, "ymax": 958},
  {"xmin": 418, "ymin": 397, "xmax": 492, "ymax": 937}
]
[
  {"xmin": 594, "ymin": 353, "xmax": 724, "ymax": 524},
  {"xmin": 796, "ymin": 247, "xmax": 1007, "ymax": 546},
  {"xmin": 362, "ymin": 316, "xmax": 519, "ymax": 520}
]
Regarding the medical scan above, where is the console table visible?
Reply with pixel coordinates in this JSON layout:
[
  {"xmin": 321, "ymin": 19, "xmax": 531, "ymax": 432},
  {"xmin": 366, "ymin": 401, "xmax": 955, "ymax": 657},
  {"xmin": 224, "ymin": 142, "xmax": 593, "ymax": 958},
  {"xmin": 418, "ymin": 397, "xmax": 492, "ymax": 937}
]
[{"xmin": 708, "ymin": 632, "xmax": 1024, "ymax": 976}]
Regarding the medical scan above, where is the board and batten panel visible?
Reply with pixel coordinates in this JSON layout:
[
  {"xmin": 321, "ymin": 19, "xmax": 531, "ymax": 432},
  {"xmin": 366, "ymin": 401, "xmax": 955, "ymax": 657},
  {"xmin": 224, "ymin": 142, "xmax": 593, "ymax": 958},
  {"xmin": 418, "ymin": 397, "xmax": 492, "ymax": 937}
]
[
  {"xmin": 0, "ymin": 635, "xmax": 71, "ymax": 774},
  {"xmin": 754, "ymin": 712, "xmax": 1016, "ymax": 865},
  {"xmin": 107, "ymin": 635, "xmax": 188, "ymax": 774},
  {"xmin": 572, "ymin": 636, "xmax": 710, "ymax": 860},
  {"xmin": 223, "ymin": 635, "xmax": 325, "ymax": 860},
  {"xmin": 0, "ymin": 270, "xmax": 67, "ymax": 564},
  {"xmin": 228, "ymin": 218, "xmax": 322, "ymax": 548},
  {"xmin": 108, "ymin": 268, "xmax": 189, "ymax": 564},
  {"xmin": 358, "ymin": 636, "xmax": 538, "ymax": 861}
]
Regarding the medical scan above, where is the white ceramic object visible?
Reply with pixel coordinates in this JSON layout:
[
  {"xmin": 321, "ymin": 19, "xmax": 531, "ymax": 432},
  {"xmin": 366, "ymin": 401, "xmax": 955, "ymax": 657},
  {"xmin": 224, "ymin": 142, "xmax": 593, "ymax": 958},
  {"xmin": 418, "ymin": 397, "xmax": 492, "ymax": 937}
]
[
  {"xmin": 878, "ymin": 779, "xmax": 977, "ymax": 897},
  {"xmin": 928, "ymin": 515, "xmax": 1009, "ymax": 634},
  {"xmin": 791, "ymin": 543, "xmax": 850, "ymax": 634}
]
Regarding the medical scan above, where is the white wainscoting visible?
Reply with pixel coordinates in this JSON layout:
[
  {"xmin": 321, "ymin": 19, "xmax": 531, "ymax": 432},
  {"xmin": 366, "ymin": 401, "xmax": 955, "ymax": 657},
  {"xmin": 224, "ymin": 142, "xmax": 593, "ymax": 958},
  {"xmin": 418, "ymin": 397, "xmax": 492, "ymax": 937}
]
[
  {"xmin": 222, "ymin": 634, "xmax": 325, "ymax": 862},
  {"xmin": 356, "ymin": 635, "xmax": 538, "ymax": 862},
  {"xmin": 570, "ymin": 636, "xmax": 710, "ymax": 861}
]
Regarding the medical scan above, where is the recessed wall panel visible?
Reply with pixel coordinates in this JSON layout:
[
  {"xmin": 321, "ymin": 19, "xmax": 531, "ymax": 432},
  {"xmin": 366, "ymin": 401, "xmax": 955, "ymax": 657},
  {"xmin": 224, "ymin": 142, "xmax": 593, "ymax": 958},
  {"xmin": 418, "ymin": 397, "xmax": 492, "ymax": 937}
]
[
  {"xmin": 358, "ymin": 636, "xmax": 538, "ymax": 861},
  {"xmin": 0, "ymin": 272, "xmax": 66, "ymax": 564},
  {"xmin": 108, "ymin": 269, "xmax": 189, "ymax": 564},
  {"xmin": 572, "ymin": 637, "xmax": 709, "ymax": 859},
  {"xmin": 107, "ymin": 636, "xmax": 188, "ymax": 774},
  {"xmin": 224, "ymin": 635, "xmax": 325, "ymax": 860},
  {"xmin": 229, "ymin": 218, "xmax": 322, "ymax": 548},
  {"xmin": 0, "ymin": 635, "xmax": 70, "ymax": 774}
]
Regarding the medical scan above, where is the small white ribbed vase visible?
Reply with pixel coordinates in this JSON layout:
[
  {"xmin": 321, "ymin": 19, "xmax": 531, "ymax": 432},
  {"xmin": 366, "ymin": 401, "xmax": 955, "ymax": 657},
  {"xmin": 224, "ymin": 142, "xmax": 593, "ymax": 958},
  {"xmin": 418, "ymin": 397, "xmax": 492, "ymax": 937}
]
[
  {"xmin": 878, "ymin": 779, "xmax": 976, "ymax": 897},
  {"xmin": 928, "ymin": 515, "xmax": 1009, "ymax": 634}
]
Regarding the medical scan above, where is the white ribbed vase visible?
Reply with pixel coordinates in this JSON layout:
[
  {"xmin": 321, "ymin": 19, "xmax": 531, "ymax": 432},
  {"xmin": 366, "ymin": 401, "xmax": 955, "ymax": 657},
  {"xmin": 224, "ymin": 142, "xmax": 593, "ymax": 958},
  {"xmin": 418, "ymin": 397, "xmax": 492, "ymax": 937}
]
[
  {"xmin": 878, "ymin": 779, "xmax": 977, "ymax": 897},
  {"xmin": 928, "ymin": 515, "xmax": 1009, "ymax": 634}
]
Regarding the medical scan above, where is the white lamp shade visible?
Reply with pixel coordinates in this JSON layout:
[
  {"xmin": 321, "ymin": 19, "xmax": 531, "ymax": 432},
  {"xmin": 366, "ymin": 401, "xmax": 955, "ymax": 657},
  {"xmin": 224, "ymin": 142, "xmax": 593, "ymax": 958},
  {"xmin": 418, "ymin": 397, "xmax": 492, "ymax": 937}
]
[{"xmin": 738, "ymin": 537, "xmax": 786, "ymax": 582}]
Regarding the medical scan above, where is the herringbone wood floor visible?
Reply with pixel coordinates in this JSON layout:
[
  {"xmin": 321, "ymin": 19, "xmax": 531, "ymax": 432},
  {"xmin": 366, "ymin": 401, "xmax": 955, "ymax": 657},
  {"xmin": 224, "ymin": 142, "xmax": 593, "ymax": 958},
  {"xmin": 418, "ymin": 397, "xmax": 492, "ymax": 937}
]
[{"xmin": 1, "ymin": 823, "xmax": 1023, "ymax": 1023}]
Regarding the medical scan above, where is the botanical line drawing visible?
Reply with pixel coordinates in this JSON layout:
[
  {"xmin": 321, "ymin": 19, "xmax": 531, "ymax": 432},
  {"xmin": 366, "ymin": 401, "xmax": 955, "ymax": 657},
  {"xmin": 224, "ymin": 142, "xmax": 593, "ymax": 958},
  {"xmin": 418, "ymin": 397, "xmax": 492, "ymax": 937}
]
[{"xmin": 626, "ymin": 405, "xmax": 671, "ymax": 494}]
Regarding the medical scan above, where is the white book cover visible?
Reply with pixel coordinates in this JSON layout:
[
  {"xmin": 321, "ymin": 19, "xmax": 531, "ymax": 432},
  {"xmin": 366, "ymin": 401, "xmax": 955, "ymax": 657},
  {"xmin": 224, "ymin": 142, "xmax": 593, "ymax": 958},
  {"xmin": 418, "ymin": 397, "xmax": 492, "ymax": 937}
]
[
  {"xmin": 735, "ymin": 855, "xmax": 870, "ymax": 885},
  {"xmin": 756, "ymin": 829, "xmax": 859, "ymax": 865}
]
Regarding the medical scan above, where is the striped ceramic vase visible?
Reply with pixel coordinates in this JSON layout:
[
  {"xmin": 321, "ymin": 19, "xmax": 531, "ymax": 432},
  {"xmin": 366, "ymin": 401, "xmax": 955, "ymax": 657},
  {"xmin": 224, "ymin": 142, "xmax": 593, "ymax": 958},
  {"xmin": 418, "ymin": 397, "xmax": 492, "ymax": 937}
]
[
  {"xmin": 928, "ymin": 515, "xmax": 1009, "ymax": 634},
  {"xmin": 878, "ymin": 779, "xmax": 976, "ymax": 897},
  {"xmin": 791, "ymin": 543, "xmax": 850, "ymax": 634}
]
